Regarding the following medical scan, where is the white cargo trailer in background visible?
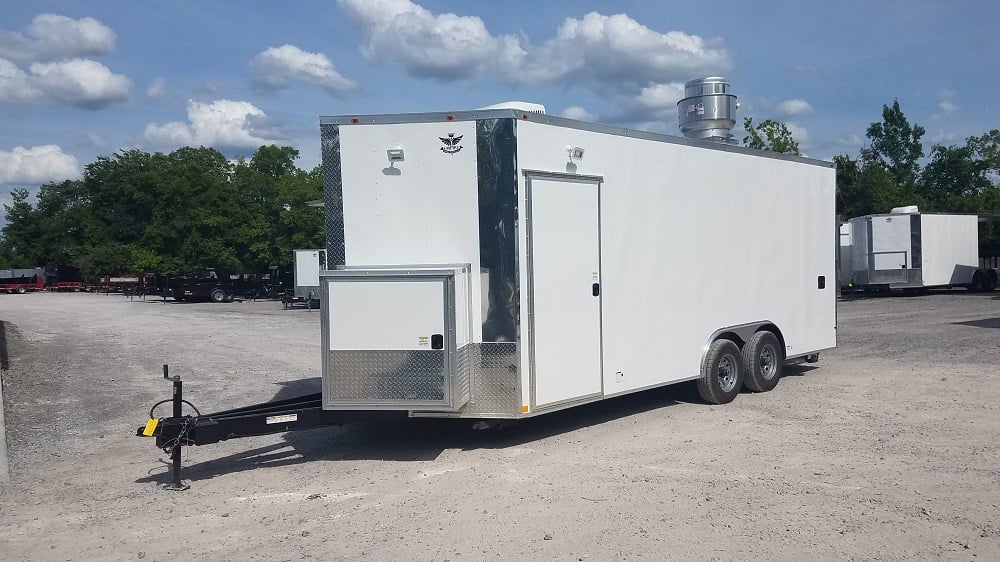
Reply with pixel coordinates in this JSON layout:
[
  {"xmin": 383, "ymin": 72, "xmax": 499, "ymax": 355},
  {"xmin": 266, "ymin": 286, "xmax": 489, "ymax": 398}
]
[
  {"xmin": 292, "ymin": 249, "xmax": 326, "ymax": 302},
  {"xmin": 317, "ymin": 79, "xmax": 837, "ymax": 419},
  {"xmin": 843, "ymin": 208, "xmax": 997, "ymax": 292},
  {"xmin": 839, "ymin": 222, "xmax": 854, "ymax": 290}
]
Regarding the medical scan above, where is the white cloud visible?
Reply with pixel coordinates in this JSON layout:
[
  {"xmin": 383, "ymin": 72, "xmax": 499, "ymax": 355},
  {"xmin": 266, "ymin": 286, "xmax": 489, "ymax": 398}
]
[
  {"xmin": 560, "ymin": 106, "xmax": 597, "ymax": 122},
  {"xmin": 196, "ymin": 80, "xmax": 226, "ymax": 97},
  {"xmin": 0, "ymin": 57, "xmax": 130, "ymax": 108},
  {"xmin": 790, "ymin": 64, "xmax": 820, "ymax": 75},
  {"xmin": 337, "ymin": 0, "xmax": 730, "ymax": 99},
  {"xmin": 925, "ymin": 130, "xmax": 959, "ymax": 146},
  {"xmin": 144, "ymin": 99, "xmax": 284, "ymax": 150},
  {"xmin": 932, "ymin": 89, "xmax": 958, "ymax": 120},
  {"xmin": 27, "ymin": 58, "xmax": 130, "ymax": 108},
  {"xmin": 0, "ymin": 15, "xmax": 129, "ymax": 109},
  {"xmin": 775, "ymin": 98, "xmax": 813, "ymax": 117},
  {"xmin": 532, "ymin": 13, "xmax": 730, "ymax": 85},
  {"xmin": 0, "ymin": 14, "xmax": 115, "ymax": 65},
  {"xmin": 633, "ymin": 82, "xmax": 686, "ymax": 108},
  {"xmin": 838, "ymin": 133, "xmax": 864, "ymax": 147},
  {"xmin": 0, "ymin": 145, "xmax": 81, "ymax": 184},
  {"xmin": 147, "ymin": 77, "xmax": 167, "ymax": 99},
  {"xmin": 250, "ymin": 44, "xmax": 357, "ymax": 96},
  {"xmin": 76, "ymin": 132, "xmax": 107, "ymax": 149},
  {"xmin": 0, "ymin": 58, "xmax": 39, "ymax": 103},
  {"xmin": 338, "ymin": 0, "xmax": 514, "ymax": 81},
  {"xmin": 785, "ymin": 121, "xmax": 810, "ymax": 146}
]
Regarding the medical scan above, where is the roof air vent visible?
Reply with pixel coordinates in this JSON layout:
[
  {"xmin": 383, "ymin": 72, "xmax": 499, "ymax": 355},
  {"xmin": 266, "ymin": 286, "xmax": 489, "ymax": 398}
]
[{"xmin": 677, "ymin": 77, "xmax": 739, "ymax": 144}]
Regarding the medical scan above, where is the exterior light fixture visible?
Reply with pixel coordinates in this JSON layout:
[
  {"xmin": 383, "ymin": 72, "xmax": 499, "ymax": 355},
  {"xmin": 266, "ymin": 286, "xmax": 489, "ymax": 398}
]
[{"xmin": 386, "ymin": 145, "xmax": 405, "ymax": 164}]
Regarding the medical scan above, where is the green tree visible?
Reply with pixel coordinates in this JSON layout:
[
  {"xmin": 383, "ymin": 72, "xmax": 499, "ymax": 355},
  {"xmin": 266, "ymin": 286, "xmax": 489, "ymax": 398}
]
[
  {"xmin": 918, "ymin": 144, "xmax": 992, "ymax": 212},
  {"xmin": 862, "ymin": 100, "xmax": 925, "ymax": 188},
  {"xmin": 251, "ymin": 145, "xmax": 301, "ymax": 179},
  {"xmin": 0, "ymin": 188, "xmax": 43, "ymax": 267},
  {"xmin": 232, "ymin": 146, "xmax": 324, "ymax": 270},
  {"xmin": 143, "ymin": 146, "xmax": 240, "ymax": 272},
  {"xmin": 834, "ymin": 154, "xmax": 912, "ymax": 219},
  {"xmin": 742, "ymin": 117, "xmax": 801, "ymax": 155}
]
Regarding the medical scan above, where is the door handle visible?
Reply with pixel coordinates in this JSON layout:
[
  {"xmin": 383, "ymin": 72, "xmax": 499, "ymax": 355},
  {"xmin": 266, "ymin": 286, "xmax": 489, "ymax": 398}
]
[{"xmin": 592, "ymin": 283, "xmax": 600, "ymax": 296}]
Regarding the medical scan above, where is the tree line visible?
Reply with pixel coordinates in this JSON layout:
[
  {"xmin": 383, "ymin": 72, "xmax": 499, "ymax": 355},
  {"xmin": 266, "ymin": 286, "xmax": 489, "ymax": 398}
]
[
  {"xmin": 745, "ymin": 101, "xmax": 1000, "ymax": 255},
  {"xmin": 0, "ymin": 145, "xmax": 324, "ymax": 279},
  {"xmin": 3, "ymin": 100, "xmax": 1000, "ymax": 279}
]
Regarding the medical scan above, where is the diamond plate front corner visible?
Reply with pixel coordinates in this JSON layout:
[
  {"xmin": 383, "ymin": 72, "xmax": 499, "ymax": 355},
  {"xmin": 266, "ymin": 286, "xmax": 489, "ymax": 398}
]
[
  {"xmin": 320, "ymin": 124, "xmax": 345, "ymax": 266},
  {"xmin": 327, "ymin": 350, "xmax": 447, "ymax": 406}
]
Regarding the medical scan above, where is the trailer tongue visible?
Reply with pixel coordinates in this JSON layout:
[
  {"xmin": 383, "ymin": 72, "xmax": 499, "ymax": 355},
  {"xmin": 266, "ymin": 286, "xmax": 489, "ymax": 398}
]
[{"xmin": 137, "ymin": 366, "xmax": 401, "ymax": 490}]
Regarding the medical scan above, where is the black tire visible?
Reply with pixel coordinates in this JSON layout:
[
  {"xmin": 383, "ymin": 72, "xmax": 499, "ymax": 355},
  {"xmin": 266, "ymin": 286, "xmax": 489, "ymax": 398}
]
[
  {"xmin": 742, "ymin": 331, "xmax": 784, "ymax": 393},
  {"xmin": 210, "ymin": 288, "xmax": 226, "ymax": 303},
  {"xmin": 984, "ymin": 270, "xmax": 998, "ymax": 292},
  {"xmin": 969, "ymin": 270, "xmax": 984, "ymax": 292},
  {"xmin": 16, "ymin": 286, "xmax": 26, "ymax": 294},
  {"xmin": 697, "ymin": 339, "xmax": 744, "ymax": 405}
]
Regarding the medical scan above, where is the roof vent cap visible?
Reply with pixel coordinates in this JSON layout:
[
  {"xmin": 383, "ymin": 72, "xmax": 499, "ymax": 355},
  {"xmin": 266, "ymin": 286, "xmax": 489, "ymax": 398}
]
[
  {"xmin": 478, "ymin": 101, "xmax": 546, "ymax": 114},
  {"xmin": 676, "ymin": 76, "xmax": 739, "ymax": 144}
]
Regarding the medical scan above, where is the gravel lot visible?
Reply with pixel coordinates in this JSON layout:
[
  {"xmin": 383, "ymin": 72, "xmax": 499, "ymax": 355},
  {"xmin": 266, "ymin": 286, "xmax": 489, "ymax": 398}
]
[{"xmin": 1, "ymin": 291, "xmax": 999, "ymax": 561}]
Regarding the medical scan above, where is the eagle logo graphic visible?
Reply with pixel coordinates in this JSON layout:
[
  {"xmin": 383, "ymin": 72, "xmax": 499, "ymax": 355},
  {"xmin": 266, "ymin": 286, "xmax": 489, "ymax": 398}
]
[{"xmin": 439, "ymin": 133, "xmax": 463, "ymax": 154}]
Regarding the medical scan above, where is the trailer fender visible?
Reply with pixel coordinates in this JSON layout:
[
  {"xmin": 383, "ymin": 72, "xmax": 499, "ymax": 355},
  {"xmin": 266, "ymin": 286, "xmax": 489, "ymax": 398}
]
[{"xmin": 700, "ymin": 321, "xmax": 784, "ymax": 363}]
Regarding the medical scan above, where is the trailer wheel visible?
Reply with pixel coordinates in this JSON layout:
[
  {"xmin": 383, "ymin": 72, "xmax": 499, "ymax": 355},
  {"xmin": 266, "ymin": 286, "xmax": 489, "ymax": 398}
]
[
  {"xmin": 16, "ymin": 286, "xmax": 26, "ymax": 294},
  {"xmin": 210, "ymin": 288, "xmax": 226, "ymax": 303},
  {"xmin": 969, "ymin": 270, "xmax": 985, "ymax": 292},
  {"xmin": 742, "ymin": 331, "xmax": 784, "ymax": 393},
  {"xmin": 697, "ymin": 339, "xmax": 744, "ymax": 405},
  {"xmin": 984, "ymin": 270, "xmax": 998, "ymax": 292}
]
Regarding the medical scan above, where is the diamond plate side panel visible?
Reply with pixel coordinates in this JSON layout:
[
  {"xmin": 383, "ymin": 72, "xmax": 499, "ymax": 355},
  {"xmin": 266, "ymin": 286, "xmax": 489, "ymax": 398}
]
[
  {"xmin": 321, "ymin": 124, "xmax": 345, "ymax": 266},
  {"xmin": 464, "ymin": 342, "xmax": 519, "ymax": 416},
  {"xmin": 328, "ymin": 350, "xmax": 445, "ymax": 403},
  {"xmin": 455, "ymin": 344, "xmax": 472, "ymax": 407}
]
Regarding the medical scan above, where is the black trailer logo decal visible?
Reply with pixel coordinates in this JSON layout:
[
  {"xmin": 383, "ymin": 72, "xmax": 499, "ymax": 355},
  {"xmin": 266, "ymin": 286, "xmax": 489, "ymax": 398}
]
[{"xmin": 439, "ymin": 133, "xmax": 463, "ymax": 154}]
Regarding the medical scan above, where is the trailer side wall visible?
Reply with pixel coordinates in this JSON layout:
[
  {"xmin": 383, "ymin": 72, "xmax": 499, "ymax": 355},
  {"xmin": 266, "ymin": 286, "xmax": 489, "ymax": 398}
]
[
  {"xmin": 920, "ymin": 214, "xmax": 979, "ymax": 286},
  {"xmin": 515, "ymin": 120, "xmax": 836, "ymax": 399}
]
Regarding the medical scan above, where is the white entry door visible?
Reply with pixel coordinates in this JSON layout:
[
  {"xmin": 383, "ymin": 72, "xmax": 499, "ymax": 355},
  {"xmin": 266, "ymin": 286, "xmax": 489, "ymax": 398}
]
[{"xmin": 526, "ymin": 173, "xmax": 603, "ymax": 408}]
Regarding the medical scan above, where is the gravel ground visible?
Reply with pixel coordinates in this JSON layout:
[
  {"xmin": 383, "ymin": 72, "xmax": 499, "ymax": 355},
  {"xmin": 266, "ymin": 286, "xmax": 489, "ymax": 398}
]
[{"xmin": 1, "ymin": 291, "xmax": 999, "ymax": 561}]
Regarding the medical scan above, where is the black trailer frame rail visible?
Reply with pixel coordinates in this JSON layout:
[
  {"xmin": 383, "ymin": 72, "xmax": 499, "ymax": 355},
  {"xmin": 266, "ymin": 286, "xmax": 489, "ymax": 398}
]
[{"xmin": 136, "ymin": 365, "xmax": 381, "ymax": 490}]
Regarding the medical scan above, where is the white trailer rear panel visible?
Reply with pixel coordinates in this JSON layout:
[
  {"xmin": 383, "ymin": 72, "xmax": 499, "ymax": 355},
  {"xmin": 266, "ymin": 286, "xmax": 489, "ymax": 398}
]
[{"xmin": 293, "ymin": 249, "xmax": 325, "ymax": 300}]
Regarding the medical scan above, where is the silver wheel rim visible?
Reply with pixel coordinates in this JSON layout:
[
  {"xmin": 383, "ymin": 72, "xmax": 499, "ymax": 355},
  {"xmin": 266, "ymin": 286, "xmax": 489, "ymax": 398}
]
[
  {"xmin": 759, "ymin": 344, "xmax": 777, "ymax": 380},
  {"xmin": 717, "ymin": 355, "xmax": 738, "ymax": 392}
]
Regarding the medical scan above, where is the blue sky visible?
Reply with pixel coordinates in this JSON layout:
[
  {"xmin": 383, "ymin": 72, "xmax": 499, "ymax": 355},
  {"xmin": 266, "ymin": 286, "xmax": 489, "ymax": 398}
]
[{"xmin": 1, "ymin": 0, "xmax": 997, "ymax": 218}]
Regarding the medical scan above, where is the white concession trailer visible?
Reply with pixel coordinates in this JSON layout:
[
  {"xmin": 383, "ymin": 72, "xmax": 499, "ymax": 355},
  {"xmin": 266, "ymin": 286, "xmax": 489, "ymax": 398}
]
[
  {"xmin": 292, "ymin": 248, "xmax": 326, "ymax": 301},
  {"xmin": 317, "ymin": 80, "xmax": 837, "ymax": 419},
  {"xmin": 842, "ymin": 208, "xmax": 998, "ymax": 292}
]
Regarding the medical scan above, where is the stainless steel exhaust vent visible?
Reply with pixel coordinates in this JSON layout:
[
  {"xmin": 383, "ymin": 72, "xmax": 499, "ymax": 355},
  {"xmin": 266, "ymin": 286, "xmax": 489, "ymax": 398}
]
[{"xmin": 677, "ymin": 77, "xmax": 739, "ymax": 144}]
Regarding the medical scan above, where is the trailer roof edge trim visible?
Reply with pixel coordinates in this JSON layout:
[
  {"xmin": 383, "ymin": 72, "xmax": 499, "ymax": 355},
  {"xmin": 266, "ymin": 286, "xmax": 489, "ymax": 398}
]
[
  {"xmin": 319, "ymin": 110, "xmax": 834, "ymax": 169},
  {"xmin": 853, "ymin": 212, "xmax": 1000, "ymax": 222}
]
